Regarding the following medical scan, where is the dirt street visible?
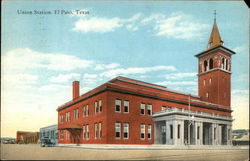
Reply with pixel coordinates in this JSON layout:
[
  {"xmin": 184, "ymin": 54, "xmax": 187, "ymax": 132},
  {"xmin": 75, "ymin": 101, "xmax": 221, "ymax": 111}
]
[{"xmin": 1, "ymin": 144, "xmax": 249, "ymax": 160}]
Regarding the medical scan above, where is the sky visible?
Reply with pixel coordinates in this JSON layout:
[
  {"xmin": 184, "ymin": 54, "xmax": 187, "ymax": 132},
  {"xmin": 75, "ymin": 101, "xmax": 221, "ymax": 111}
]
[{"xmin": 1, "ymin": 1, "xmax": 249, "ymax": 138}]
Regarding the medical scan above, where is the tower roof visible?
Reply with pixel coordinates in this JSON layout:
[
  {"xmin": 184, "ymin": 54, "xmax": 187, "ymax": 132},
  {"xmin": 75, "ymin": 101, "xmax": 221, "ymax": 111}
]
[{"xmin": 207, "ymin": 21, "xmax": 224, "ymax": 49}]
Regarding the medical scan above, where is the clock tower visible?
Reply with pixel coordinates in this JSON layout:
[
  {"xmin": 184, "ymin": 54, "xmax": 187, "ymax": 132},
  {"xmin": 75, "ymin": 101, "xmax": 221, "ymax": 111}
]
[{"xmin": 195, "ymin": 19, "xmax": 236, "ymax": 109}]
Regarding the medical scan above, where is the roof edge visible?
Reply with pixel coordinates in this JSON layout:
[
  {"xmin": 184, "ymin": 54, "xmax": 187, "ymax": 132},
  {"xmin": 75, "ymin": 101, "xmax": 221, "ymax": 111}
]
[{"xmin": 195, "ymin": 45, "xmax": 236, "ymax": 58}]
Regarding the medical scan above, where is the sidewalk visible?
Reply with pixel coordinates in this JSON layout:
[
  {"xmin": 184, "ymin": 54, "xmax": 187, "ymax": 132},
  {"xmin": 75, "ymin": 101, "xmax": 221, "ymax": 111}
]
[{"xmin": 57, "ymin": 144, "xmax": 249, "ymax": 150}]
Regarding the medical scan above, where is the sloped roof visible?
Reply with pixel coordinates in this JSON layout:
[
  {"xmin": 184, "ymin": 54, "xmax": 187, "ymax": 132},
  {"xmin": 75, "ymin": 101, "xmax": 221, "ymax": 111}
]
[{"xmin": 207, "ymin": 22, "xmax": 223, "ymax": 49}]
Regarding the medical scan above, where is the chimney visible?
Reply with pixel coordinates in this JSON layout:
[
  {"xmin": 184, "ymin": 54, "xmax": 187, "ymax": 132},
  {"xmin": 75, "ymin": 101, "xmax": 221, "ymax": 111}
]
[{"xmin": 72, "ymin": 81, "xmax": 79, "ymax": 100}]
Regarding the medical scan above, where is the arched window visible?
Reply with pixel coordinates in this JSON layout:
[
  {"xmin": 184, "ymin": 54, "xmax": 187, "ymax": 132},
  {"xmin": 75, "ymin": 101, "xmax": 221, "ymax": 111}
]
[
  {"xmin": 221, "ymin": 58, "xmax": 225, "ymax": 69},
  {"xmin": 204, "ymin": 60, "xmax": 208, "ymax": 72},
  {"xmin": 170, "ymin": 125, "xmax": 173, "ymax": 139},
  {"xmin": 209, "ymin": 58, "xmax": 213, "ymax": 70},
  {"xmin": 225, "ymin": 59, "xmax": 228, "ymax": 70}
]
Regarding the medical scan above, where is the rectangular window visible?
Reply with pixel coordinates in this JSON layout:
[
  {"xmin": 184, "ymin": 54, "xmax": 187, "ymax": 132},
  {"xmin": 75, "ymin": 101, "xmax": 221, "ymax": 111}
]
[
  {"xmin": 60, "ymin": 115, "xmax": 64, "ymax": 124},
  {"xmin": 74, "ymin": 109, "xmax": 79, "ymax": 120},
  {"xmin": 197, "ymin": 126, "xmax": 200, "ymax": 139},
  {"xmin": 204, "ymin": 79, "xmax": 206, "ymax": 86},
  {"xmin": 86, "ymin": 105, "xmax": 89, "ymax": 116},
  {"xmin": 124, "ymin": 123, "xmax": 129, "ymax": 139},
  {"xmin": 95, "ymin": 101, "xmax": 98, "ymax": 114},
  {"xmin": 161, "ymin": 106, "xmax": 166, "ymax": 111},
  {"xmin": 83, "ymin": 125, "xmax": 86, "ymax": 140},
  {"xmin": 99, "ymin": 100, "xmax": 102, "ymax": 112},
  {"xmin": 115, "ymin": 99, "xmax": 121, "ymax": 112},
  {"xmin": 124, "ymin": 100, "xmax": 129, "ymax": 113},
  {"xmin": 177, "ymin": 124, "xmax": 180, "ymax": 139},
  {"xmin": 94, "ymin": 123, "xmax": 98, "ymax": 139},
  {"xmin": 140, "ymin": 124, "xmax": 145, "ymax": 139},
  {"xmin": 170, "ymin": 125, "xmax": 173, "ymax": 139},
  {"xmin": 147, "ymin": 104, "xmax": 152, "ymax": 115},
  {"xmin": 86, "ymin": 125, "xmax": 89, "ymax": 139},
  {"xmin": 140, "ymin": 103, "xmax": 145, "ymax": 115},
  {"xmin": 99, "ymin": 122, "xmax": 102, "ymax": 138},
  {"xmin": 66, "ymin": 112, "xmax": 70, "ymax": 122},
  {"xmin": 148, "ymin": 124, "xmax": 152, "ymax": 140},
  {"xmin": 83, "ymin": 106, "xmax": 86, "ymax": 117},
  {"xmin": 115, "ymin": 122, "xmax": 121, "ymax": 139}
]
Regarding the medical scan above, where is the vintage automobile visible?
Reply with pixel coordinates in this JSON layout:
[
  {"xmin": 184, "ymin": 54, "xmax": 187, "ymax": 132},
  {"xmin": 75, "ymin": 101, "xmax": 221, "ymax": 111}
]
[{"xmin": 40, "ymin": 137, "xmax": 55, "ymax": 147}]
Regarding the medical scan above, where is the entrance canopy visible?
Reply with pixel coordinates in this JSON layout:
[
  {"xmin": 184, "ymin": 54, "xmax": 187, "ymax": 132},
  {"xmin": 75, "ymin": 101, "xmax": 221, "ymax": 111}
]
[{"xmin": 58, "ymin": 124, "xmax": 82, "ymax": 130}]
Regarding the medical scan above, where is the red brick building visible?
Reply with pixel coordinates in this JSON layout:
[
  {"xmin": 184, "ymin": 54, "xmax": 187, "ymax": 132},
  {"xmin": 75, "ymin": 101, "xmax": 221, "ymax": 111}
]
[
  {"xmin": 16, "ymin": 131, "xmax": 34, "ymax": 144},
  {"xmin": 23, "ymin": 132, "xmax": 40, "ymax": 144},
  {"xmin": 57, "ymin": 20, "xmax": 235, "ymax": 145}
]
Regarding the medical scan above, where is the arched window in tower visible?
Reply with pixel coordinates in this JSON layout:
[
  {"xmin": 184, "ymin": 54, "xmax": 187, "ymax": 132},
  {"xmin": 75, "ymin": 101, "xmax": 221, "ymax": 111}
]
[
  {"xmin": 225, "ymin": 59, "xmax": 228, "ymax": 70},
  {"xmin": 221, "ymin": 58, "xmax": 225, "ymax": 69},
  {"xmin": 209, "ymin": 58, "xmax": 213, "ymax": 70},
  {"xmin": 204, "ymin": 60, "xmax": 208, "ymax": 72}
]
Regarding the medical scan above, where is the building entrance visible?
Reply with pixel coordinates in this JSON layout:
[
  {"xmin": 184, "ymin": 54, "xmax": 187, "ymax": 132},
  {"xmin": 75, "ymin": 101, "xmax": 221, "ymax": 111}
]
[
  {"xmin": 221, "ymin": 124, "xmax": 227, "ymax": 145},
  {"xmin": 154, "ymin": 121, "xmax": 166, "ymax": 144},
  {"xmin": 203, "ymin": 122, "xmax": 212, "ymax": 145},
  {"xmin": 161, "ymin": 125, "xmax": 166, "ymax": 144},
  {"xmin": 184, "ymin": 120, "xmax": 195, "ymax": 145}
]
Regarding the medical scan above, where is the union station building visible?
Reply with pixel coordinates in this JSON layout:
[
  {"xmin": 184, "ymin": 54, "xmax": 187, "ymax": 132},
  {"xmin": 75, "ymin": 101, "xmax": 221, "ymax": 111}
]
[{"xmin": 57, "ymin": 20, "xmax": 235, "ymax": 146}]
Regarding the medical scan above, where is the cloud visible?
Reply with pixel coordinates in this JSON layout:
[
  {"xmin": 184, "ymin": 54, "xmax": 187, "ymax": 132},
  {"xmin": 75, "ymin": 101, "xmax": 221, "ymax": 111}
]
[
  {"xmin": 156, "ymin": 80, "xmax": 196, "ymax": 86},
  {"xmin": 39, "ymin": 84, "xmax": 71, "ymax": 92},
  {"xmin": 143, "ymin": 12, "xmax": 209, "ymax": 39},
  {"xmin": 73, "ymin": 17, "xmax": 123, "ymax": 33},
  {"xmin": 72, "ymin": 13, "xmax": 143, "ymax": 33},
  {"xmin": 71, "ymin": 11, "xmax": 208, "ymax": 39},
  {"xmin": 2, "ymin": 48, "xmax": 93, "ymax": 72},
  {"xmin": 94, "ymin": 63, "xmax": 120, "ymax": 70},
  {"xmin": 83, "ymin": 73, "xmax": 98, "ymax": 79},
  {"xmin": 49, "ymin": 73, "xmax": 81, "ymax": 83},
  {"xmin": 164, "ymin": 72, "xmax": 197, "ymax": 80},
  {"xmin": 2, "ymin": 74, "xmax": 38, "ymax": 85},
  {"xmin": 141, "ymin": 13, "xmax": 165, "ymax": 24},
  {"xmin": 142, "ymin": 12, "xmax": 209, "ymax": 39},
  {"xmin": 100, "ymin": 65, "xmax": 177, "ymax": 78}
]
